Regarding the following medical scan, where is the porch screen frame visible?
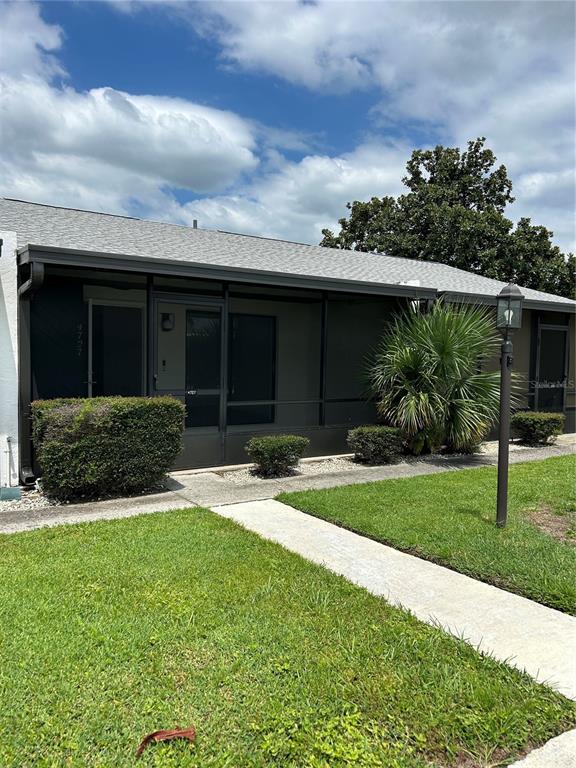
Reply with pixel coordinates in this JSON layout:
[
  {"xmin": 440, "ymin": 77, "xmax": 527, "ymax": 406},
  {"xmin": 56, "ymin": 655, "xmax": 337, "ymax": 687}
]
[
  {"xmin": 151, "ymin": 292, "xmax": 227, "ymax": 435},
  {"xmin": 87, "ymin": 298, "xmax": 146, "ymax": 398},
  {"xmin": 534, "ymin": 321, "xmax": 569, "ymax": 411}
]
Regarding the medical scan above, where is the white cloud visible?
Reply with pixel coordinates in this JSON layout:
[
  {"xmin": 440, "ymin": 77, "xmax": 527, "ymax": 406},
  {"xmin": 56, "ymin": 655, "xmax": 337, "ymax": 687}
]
[
  {"xmin": 1, "ymin": 78, "xmax": 258, "ymax": 193},
  {"xmin": 177, "ymin": 142, "xmax": 408, "ymax": 242},
  {"xmin": 186, "ymin": 0, "xmax": 575, "ymax": 251},
  {"xmin": 0, "ymin": 1, "xmax": 574, "ymax": 253},
  {"xmin": 0, "ymin": 0, "xmax": 64, "ymax": 81},
  {"xmin": 0, "ymin": 1, "xmax": 263, "ymax": 217}
]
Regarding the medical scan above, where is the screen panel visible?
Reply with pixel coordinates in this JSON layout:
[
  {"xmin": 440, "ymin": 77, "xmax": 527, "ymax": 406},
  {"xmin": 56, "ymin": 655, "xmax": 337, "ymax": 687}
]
[
  {"xmin": 92, "ymin": 304, "xmax": 143, "ymax": 396},
  {"xmin": 228, "ymin": 313, "xmax": 276, "ymax": 425},
  {"xmin": 537, "ymin": 327, "xmax": 567, "ymax": 411}
]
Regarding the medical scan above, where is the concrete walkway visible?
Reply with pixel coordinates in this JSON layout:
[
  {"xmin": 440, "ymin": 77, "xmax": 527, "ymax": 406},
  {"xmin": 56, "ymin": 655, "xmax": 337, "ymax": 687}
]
[
  {"xmin": 508, "ymin": 728, "xmax": 576, "ymax": 767},
  {"xmin": 211, "ymin": 498, "xmax": 576, "ymax": 701},
  {"xmin": 2, "ymin": 440, "xmax": 572, "ymax": 533}
]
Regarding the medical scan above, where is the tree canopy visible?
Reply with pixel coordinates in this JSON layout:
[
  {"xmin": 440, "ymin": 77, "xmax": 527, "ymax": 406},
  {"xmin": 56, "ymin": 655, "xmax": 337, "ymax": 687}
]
[{"xmin": 320, "ymin": 138, "xmax": 575, "ymax": 299}]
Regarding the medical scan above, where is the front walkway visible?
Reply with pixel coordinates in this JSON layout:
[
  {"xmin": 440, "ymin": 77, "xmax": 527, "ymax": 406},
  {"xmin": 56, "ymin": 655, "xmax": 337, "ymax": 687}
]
[
  {"xmin": 212, "ymin": 498, "xmax": 576, "ymax": 701},
  {"xmin": 2, "ymin": 440, "xmax": 573, "ymax": 533}
]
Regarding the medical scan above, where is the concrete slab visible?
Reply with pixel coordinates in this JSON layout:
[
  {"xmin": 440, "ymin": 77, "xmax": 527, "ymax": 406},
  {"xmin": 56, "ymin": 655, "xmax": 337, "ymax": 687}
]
[
  {"xmin": 509, "ymin": 728, "xmax": 576, "ymax": 767},
  {"xmin": 211, "ymin": 498, "xmax": 576, "ymax": 701},
  {"xmin": 0, "ymin": 489, "xmax": 197, "ymax": 534},
  {"xmin": 174, "ymin": 442, "xmax": 574, "ymax": 507}
]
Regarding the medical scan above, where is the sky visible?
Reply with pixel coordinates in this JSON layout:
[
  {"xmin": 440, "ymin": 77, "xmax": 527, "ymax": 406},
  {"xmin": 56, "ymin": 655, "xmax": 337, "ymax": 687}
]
[{"xmin": 0, "ymin": 0, "xmax": 574, "ymax": 252}]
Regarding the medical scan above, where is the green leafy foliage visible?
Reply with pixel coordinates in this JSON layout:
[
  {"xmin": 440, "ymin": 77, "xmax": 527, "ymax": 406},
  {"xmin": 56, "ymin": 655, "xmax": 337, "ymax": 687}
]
[
  {"xmin": 245, "ymin": 434, "xmax": 310, "ymax": 476},
  {"xmin": 255, "ymin": 705, "xmax": 423, "ymax": 767},
  {"xmin": 32, "ymin": 396, "xmax": 184, "ymax": 500},
  {"xmin": 511, "ymin": 411, "xmax": 565, "ymax": 445},
  {"xmin": 347, "ymin": 426, "xmax": 403, "ymax": 464},
  {"xmin": 321, "ymin": 137, "xmax": 575, "ymax": 300},
  {"xmin": 369, "ymin": 301, "xmax": 500, "ymax": 454}
]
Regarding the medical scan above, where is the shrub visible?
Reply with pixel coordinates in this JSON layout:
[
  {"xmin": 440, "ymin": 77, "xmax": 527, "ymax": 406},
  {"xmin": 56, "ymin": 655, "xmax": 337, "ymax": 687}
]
[
  {"xmin": 511, "ymin": 411, "xmax": 565, "ymax": 446},
  {"xmin": 245, "ymin": 434, "xmax": 310, "ymax": 477},
  {"xmin": 347, "ymin": 426, "xmax": 403, "ymax": 464},
  {"xmin": 32, "ymin": 396, "xmax": 184, "ymax": 501},
  {"xmin": 369, "ymin": 301, "xmax": 501, "ymax": 454}
]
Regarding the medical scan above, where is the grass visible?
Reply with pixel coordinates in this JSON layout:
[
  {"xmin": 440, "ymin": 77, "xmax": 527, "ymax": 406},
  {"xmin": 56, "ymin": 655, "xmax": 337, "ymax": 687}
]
[
  {"xmin": 0, "ymin": 509, "xmax": 574, "ymax": 767},
  {"xmin": 279, "ymin": 456, "xmax": 576, "ymax": 615}
]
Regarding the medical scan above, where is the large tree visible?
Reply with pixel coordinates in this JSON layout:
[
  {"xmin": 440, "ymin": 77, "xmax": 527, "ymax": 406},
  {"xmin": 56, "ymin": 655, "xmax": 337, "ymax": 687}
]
[{"xmin": 321, "ymin": 138, "xmax": 575, "ymax": 299}]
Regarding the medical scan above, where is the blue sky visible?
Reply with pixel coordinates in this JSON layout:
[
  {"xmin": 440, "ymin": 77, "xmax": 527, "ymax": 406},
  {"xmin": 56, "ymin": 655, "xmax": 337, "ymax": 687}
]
[{"xmin": 1, "ymin": 1, "xmax": 574, "ymax": 251}]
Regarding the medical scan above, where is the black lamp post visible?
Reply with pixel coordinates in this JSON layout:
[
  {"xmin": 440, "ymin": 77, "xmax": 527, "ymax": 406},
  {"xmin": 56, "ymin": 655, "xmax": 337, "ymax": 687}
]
[{"xmin": 495, "ymin": 283, "xmax": 524, "ymax": 528}]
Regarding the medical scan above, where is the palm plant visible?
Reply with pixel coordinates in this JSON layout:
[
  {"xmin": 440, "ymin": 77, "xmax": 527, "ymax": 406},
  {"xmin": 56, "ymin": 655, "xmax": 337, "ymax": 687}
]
[{"xmin": 369, "ymin": 301, "xmax": 502, "ymax": 454}]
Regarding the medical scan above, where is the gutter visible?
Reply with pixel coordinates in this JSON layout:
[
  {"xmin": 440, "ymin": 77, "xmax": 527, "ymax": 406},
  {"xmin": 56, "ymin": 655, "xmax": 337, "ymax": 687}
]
[
  {"xmin": 18, "ymin": 261, "xmax": 45, "ymax": 297},
  {"xmin": 439, "ymin": 290, "xmax": 575, "ymax": 314},
  {"xmin": 17, "ymin": 261, "xmax": 45, "ymax": 486},
  {"xmin": 17, "ymin": 244, "xmax": 439, "ymax": 301}
]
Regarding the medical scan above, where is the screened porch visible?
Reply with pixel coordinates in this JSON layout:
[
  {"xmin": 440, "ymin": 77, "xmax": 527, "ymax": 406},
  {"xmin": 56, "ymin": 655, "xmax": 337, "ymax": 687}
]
[{"xmin": 28, "ymin": 265, "xmax": 403, "ymax": 468}]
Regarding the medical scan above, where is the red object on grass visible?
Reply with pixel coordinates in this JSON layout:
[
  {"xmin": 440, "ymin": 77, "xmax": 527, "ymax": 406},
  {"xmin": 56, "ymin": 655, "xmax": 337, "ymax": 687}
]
[{"xmin": 135, "ymin": 726, "xmax": 196, "ymax": 758}]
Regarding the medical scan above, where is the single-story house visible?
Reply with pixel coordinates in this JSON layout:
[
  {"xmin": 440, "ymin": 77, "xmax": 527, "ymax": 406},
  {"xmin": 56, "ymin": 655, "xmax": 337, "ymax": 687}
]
[{"xmin": 1, "ymin": 197, "xmax": 574, "ymax": 487}]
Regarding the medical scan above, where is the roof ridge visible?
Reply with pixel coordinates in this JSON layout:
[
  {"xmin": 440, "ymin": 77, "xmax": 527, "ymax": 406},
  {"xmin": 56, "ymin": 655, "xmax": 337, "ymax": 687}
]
[
  {"xmin": 216, "ymin": 229, "xmax": 315, "ymax": 248},
  {"xmin": 1, "ymin": 198, "xmax": 141, "ymax": 222}
]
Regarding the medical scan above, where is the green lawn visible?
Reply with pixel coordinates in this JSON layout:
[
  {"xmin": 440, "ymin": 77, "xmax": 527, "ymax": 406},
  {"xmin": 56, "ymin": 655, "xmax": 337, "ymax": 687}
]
[
  {"xmin": 280, "ymin": 456, "xmax": 576, "ymax": 615},
  {"xmin": 0, "ymin": 509, "xmax": 575, "ymax": 767}
]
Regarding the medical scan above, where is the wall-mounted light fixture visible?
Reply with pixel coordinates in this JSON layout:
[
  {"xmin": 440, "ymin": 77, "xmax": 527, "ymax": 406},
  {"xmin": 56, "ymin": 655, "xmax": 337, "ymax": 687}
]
[{"xmin": 161, "ymin": 312, "xmax": 175, "ymax": 332}]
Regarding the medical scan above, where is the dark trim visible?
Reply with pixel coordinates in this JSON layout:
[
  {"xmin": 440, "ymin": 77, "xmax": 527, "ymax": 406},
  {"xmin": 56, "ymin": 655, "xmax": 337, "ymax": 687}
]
[
  {"xmin": 18, "ymin": 261, "xmax": 44, "ymax": 297},
  {"xmin": 219, "ymin": 283, "xmax": 229, "ymax": 462},
  {"xmin": 528, "ymin": 310, "xmax": 539, "ymax": 409},
  {"xmin": 226, "ymin": 398, "xmax": 364, "ymax": 406},
  {"xmin": 440, "ymin": 289, "xmax": 575, "ymax": 314},
  {"xmin": 146, "ymin": 275, "xmax": 154, "ymax": 395},
  {"xmin": 19, "ymin": 244, "xmax": 438, "ymax": 300},
  {"xmin": 17, "ymin": 295, "xmax": 34, "ymax": 484},
  {"xmin": 533, "ymin": 318, "xmax": 570, "ymax": 411},
  {"xmin": 17, "ymin": 261, "xmax": 45, "ymax": 483},
  {"xmin": 319, "ymin": 293, "xmax": 328, "ymax": 426},
  {"xmin": 229, "ymin": 289, "xmax": 322, "ymax": 304}
]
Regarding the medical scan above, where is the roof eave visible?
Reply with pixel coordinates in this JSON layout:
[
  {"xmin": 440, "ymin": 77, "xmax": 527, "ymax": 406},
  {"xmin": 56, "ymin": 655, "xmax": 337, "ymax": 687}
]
[
  {"xmin": 18, "ymin": 244, "xmax": 438, "ymax": 300},
  {"xmin": 439, "ymin": 290, "xmax": 575, "ymax": 314}
]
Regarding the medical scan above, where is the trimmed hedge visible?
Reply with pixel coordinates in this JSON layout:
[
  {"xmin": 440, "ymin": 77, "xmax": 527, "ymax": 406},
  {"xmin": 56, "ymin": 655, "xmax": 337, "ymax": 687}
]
[
  {"xmin": 347, "ymin": 425, "xmax": 403, "ymax": 464},
  {"xmin": 511, "ymin": 411, "xmax": 565, "ymax": 446},
  {"xmin": 245, "ymin": 434, "xmax": 310, "ymax": 477},
  {"xmin": 32, "ymin": 397, "xmax": 185, "ymax": 501}
]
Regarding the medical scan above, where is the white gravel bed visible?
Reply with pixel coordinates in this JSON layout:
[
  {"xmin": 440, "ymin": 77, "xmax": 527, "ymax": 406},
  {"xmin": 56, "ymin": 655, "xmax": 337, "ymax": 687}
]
[
  {"xmin": 479, "ymin": 439, "xmax": 550, "ymax": 456},
  {"xmin": 218, "ymin": 456, "xmax": 367, "ymax": 484},
  {"xmin": 0, "ymin": 487, "xmax": 59, "ymax": 514}
]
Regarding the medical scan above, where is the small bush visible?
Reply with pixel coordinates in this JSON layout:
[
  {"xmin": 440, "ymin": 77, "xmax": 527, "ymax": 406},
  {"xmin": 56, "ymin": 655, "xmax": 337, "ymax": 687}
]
[
  {"xmin": 347, "ymin": 425, "xmax": 403, "ymax": 464},
  {"xmin": 32, "ymin": 396, "xmax": 185, "ymax": 501},
  {"xmin": 511, "ymin": 411, "xmax": 565, "ymax": 446},
  {"xmin": 245, "ymin": 434, "xmax": 310, "ymax": 477}
]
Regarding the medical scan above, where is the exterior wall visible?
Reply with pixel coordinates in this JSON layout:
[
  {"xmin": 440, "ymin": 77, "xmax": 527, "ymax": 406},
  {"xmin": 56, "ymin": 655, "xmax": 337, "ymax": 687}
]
[
  {"xmin": 0, "ymin": 232, "xmax": 20, "ymax": 488},
  {"xmin": 484, "ymin": 308, "xmax": 532, "ymax": 409},
  {"xmin": 512, "ymin": 309, "xmax": 532, "ymax": 409}
]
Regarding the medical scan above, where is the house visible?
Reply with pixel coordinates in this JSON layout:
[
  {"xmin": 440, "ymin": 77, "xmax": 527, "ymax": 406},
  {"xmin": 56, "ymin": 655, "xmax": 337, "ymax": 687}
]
[{"xmin": 1, "ymin": 197, "xmax": 574, "ymax": 488}]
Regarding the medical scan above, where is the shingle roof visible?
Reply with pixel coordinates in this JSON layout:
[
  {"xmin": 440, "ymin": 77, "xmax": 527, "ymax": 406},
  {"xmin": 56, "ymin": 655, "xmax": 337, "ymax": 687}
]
[{"xmin": 1, "ymin": 197, "xmax": 574, "ymax": 309}]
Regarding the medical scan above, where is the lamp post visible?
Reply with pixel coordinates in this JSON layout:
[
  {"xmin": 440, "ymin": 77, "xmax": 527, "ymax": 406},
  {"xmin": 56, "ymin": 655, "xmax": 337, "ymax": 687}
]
[{"xmin": 495, "ymin": 283, "xmax": 524, "ymax": 528}]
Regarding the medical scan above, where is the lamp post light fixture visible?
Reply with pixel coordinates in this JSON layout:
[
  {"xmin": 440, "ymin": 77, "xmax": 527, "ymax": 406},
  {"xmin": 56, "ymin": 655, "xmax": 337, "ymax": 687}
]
[{"xmin": 495, "ymin": 283, "xmax": 524, "ymax": 528}]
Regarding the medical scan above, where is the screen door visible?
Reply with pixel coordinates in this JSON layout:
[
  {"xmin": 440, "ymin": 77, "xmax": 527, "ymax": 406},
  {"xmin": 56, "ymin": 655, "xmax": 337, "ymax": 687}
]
[{"xmin": 155, "ymin": 301, "xmax": 222, "ymax": 429}]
